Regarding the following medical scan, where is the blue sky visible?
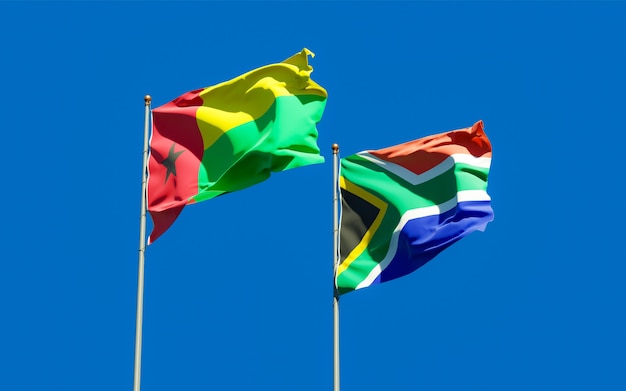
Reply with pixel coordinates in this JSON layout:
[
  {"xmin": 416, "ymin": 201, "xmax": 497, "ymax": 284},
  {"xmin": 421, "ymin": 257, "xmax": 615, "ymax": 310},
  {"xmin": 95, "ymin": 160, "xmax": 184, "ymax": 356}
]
[{"xmin": 1, "ymin": 2, "xmax": 625, "ymax": 390}]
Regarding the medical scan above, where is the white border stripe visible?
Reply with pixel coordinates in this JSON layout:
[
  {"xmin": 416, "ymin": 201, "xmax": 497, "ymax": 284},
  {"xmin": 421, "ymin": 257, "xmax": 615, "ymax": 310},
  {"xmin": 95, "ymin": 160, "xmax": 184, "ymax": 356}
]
[
  {"xmin": 354, "ymin": 190, "xmax": 490, "ymax": 290},
  {"xmin": 357, "ymin": 152, "xmax": 491, "ymax": 186}
]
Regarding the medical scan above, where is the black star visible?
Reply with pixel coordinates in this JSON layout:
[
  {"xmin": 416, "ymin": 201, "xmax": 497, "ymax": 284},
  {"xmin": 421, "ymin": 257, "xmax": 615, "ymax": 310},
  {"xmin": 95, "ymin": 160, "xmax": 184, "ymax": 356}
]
[{"xmin": 161, "ymin": 143, "xmax": 185, "ymax": 183}]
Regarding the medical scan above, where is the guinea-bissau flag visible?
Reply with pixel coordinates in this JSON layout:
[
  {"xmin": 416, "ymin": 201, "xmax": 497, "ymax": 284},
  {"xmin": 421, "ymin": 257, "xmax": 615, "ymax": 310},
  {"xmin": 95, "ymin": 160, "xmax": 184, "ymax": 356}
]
[
  {"xmin": 336, "ymin": 121, "xmax": 493, "ymax": 295},
  {"xmin": 147, "ymin": 49, "xmax": 327, "ymax": 244}
]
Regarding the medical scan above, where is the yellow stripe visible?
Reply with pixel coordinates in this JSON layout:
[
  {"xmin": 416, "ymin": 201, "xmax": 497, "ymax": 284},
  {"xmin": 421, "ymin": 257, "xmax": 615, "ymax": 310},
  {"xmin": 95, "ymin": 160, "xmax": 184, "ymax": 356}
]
[
  {"xmin": 336, "ymin": 177, "xmax": 388, "ymax": 276},
  {"xmin": 195, "ymin": 49, "xmax": 328, "ymax": 150}
]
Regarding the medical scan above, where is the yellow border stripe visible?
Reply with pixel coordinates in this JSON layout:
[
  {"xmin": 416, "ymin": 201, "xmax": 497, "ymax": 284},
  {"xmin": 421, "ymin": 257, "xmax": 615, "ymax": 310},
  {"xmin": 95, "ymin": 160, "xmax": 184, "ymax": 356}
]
[{"xmin": 336, "ymin": 176, "xmax": 388, "ymax": 276}]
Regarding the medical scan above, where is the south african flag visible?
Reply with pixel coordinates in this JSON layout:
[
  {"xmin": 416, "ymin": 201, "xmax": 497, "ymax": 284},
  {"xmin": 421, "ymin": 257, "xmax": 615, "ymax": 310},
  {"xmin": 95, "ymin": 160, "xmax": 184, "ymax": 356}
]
[{"xmin": 336, "ymin": 121, "xmax": 494, "ymax": 295}]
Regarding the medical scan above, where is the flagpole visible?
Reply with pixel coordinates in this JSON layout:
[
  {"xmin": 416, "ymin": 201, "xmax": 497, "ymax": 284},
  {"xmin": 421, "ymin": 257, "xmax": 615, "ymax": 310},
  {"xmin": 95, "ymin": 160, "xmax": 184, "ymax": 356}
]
[
  {"xmin": 133, "ymin": 94, "xmax": 151, "ymax": 391},
  {"xmin": 332, "ymin": 143, "xmax": 340, "ymax": 391}
]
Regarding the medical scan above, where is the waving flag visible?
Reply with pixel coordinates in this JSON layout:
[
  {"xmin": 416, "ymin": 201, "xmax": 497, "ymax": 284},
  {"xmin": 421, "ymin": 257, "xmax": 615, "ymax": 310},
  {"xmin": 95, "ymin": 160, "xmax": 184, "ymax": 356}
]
[
  {"xmin": 147, "ymin": 49, "xmax": 327, "ymax": 244},
  {"xmin": 336, "ymin": 121, "xmax": 493, "ymax": 295}
]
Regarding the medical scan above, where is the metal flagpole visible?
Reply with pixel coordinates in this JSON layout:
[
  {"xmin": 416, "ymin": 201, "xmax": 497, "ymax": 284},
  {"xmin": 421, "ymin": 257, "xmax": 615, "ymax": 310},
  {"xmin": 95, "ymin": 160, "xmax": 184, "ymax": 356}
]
[
  {"xmin": 332, "ymin": 143, "xmax": 340, "ymax": 391},
  {"xmin": 133, "ymin": 95, "xmax": 151, "ymax": 391}
]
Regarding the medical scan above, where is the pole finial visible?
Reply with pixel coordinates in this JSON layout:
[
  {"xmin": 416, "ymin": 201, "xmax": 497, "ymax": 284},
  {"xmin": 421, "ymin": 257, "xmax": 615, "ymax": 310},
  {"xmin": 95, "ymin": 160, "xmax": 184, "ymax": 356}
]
[
  {"xmin": 332, "ymin": 143, "xmax": 339, "ymax": 154},
  {"xmin": 144, "ymin": 95, "xmax": 151, "ymax": 105}
]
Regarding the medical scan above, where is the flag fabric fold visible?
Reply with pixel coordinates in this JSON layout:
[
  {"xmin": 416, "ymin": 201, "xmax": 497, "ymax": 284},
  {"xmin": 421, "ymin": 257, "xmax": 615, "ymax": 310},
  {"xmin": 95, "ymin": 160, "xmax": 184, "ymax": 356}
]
[
  {"xmin": 147, "ymin": 49, "xmax": 327, "ymax": 244},
  {"xmin": 336, "ymin": 121, "xmax": 494, "ymax": 295}
]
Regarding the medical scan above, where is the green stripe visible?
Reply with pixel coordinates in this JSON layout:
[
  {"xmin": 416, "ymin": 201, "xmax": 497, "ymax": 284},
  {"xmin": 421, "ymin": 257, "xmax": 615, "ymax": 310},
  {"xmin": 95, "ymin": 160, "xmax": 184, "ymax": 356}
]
[
  {"xmin": 337, "ymin": 257, "xmax": 381, "ymax": 294},
  {"xmin": 193, "ymin": 94, "xmax": 326, "ymax": 203},
  {"xmin": 342, "ymin": 157, "xmax": 489, "ymax": 210}
]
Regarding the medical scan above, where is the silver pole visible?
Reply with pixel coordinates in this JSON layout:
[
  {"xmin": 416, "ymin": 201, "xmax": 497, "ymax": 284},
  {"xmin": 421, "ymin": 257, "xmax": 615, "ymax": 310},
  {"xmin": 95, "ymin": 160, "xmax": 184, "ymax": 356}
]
[
  {"xmin": 133, "ymin": 95, "xmax": 151, "ymax": 391},
  {"xmin": 332, "ymin": 143, "xmax": 340, "ymax": 391}
]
